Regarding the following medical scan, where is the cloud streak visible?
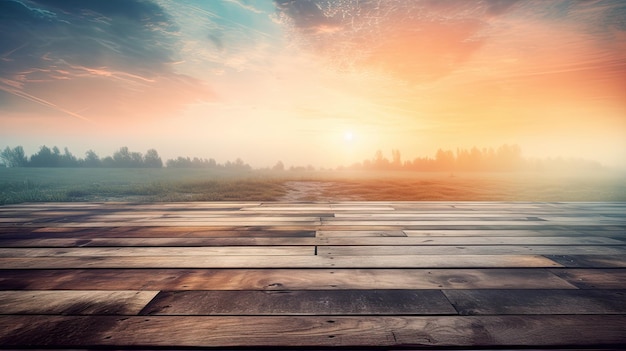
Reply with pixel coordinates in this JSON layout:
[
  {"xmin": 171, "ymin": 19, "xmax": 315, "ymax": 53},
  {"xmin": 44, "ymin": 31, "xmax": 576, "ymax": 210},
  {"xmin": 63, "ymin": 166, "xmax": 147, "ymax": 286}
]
[{"xmin": 0, "ymin": 0, "xmax": 212, "ymax": 123}]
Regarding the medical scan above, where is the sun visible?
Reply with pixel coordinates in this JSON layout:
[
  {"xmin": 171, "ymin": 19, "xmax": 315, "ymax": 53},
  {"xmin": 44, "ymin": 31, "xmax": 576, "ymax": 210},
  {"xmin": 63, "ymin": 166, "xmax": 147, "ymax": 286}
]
[{"xmin": 344, "ymin": 131, "xmax": 354, "ymax": 142}]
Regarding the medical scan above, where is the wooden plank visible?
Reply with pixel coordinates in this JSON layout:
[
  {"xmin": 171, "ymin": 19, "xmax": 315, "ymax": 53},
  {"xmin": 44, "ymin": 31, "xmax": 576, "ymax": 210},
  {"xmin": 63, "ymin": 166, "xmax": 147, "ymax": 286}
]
[
  {"xmin": 0, "ymin": 269, "xmax": 577, "ymax": 290},
  {"xmin": 333, "ymin": 214, "xmax": 548, "ymax": 221},
  {"xmin": 140, "ymin": 290, "xmax": 457, "ymax": 315},
  {"xmin": 0, "ymin": 246, "xmax": 315, "ymax": 257},
  {"xmin": 545, "ymin": 254, "xmax": 626, "ymax": 268},
  {"xmin": 403, "ymin": 229, "xmax": 584, "ymax": 237},
  {"xmin": 443, "ymin": 289, "xmax": 626, "ymax": 315},
  {"xmin": 0, "ymin": 254, "xmax": 562, "ymax": 269},
  {"xmin": 48, "ymin": 220, "xmax": 323, "ymax": 227},
  {"xmin": 85, "ymin": 215, "xmax": 323, "ymax": 222},
  {"xmin": 0, "ymin": 290, "xmax": 157, "ymax": 315},
  {"xmin": 549, "ymin": 269, "xmax": 626, "ymax": 289},
  {"xmin": 0, "ymin": 237, "xmax": 320, "ymax": 247},
  {"xmin": 321, "ymin": 219, "xmax": 551, "ymax": 226},
  {"xmin": 319, "ymin": 245, "xmax": 626, "ymax": 256},
  {"xmin": 316, "ymin": 230, "xmax": 406, "ymax": 237},
  {"xmin": 0, "ymin": 315, "xmax": 624, "ymax": 347},
  {"xmin": 320, "ymin": 236, "xmax": 624, "ymax": 246},
  {"xmin": 1, "ymin": 228, "xmax": 318, "ymax": 238}
]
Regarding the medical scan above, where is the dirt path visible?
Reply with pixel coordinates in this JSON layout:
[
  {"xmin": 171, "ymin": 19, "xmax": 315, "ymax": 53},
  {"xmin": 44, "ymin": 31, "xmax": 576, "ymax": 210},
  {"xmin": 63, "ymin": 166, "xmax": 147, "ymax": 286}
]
[
  {"xmin": 279, "ymin": 181, "xmax": 365, "ymax": 201},
  {"xmin": 278, "ymin": 181, "xmax": 334, "ymax": 201}
]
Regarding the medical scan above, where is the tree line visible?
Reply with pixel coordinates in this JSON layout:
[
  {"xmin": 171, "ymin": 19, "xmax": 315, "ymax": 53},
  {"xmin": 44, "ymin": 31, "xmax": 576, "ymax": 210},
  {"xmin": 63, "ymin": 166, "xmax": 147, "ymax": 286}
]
[
  {"xmin": 1, "ymin": 144, "xmax": 602, "ymax": 171},
  {"xmin": 0, "ymin": 145, "xmax": 251, "ymax": 170},
  {"xmin": 341, "ymin": 144, "xmax": 603, "ymax": 172}
]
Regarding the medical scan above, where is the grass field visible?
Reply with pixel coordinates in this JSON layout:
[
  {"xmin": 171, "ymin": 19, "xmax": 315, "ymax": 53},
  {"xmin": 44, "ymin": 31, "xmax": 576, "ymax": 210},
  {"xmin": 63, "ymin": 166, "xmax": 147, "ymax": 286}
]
[{"xmin": 0, "ymin": 167, "xmax": 625, "ymax": 205}]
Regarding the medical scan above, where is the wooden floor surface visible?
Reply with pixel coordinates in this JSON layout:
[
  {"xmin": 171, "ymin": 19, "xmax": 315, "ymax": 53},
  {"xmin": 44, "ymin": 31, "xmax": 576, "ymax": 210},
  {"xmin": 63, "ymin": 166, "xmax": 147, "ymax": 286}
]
[{"xmin": 0, "ymin": 201, "xmax": 625, "ymax": 350}]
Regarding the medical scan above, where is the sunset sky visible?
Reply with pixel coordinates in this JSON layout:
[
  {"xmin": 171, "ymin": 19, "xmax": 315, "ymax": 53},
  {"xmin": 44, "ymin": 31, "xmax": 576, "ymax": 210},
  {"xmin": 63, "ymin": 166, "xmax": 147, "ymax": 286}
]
[{"xmin": 1, "ymin": 0, "xmax": 625, "ymax": 168}]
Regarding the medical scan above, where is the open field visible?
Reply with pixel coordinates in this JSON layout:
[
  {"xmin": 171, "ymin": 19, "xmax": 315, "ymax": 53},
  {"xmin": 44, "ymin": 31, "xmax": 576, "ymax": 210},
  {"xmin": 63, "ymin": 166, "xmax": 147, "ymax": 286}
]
[{"xmin": 1, "ymin": 167, "xmax": 625, "ymax": 205}]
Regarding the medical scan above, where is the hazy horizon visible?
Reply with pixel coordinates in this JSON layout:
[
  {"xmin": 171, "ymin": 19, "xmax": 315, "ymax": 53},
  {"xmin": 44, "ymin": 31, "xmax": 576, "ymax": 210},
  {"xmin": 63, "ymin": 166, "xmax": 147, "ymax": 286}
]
[{"xmin": 1, "ymin": 0, "xmax": 625, "ymax": 169}]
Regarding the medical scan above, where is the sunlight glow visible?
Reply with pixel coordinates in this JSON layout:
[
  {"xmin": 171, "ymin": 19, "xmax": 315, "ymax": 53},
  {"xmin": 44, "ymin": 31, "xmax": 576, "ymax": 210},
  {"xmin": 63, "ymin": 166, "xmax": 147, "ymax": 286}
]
[{"xmin": 344, "ymin": 131, "xmax": 354, "ymax": 142}]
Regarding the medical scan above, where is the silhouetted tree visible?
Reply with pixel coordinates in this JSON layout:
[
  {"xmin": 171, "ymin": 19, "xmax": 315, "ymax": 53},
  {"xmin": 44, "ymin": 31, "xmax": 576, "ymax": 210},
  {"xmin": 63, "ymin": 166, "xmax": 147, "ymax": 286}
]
[
  {"xmin": 143, "ymin": 149, "xmax": 162, "ymax": 168},
  {"xmin": 130, "ymin": 151, "xmax": 143, "ymax": 167},
  {"xmin": 101, "ymin": 156, "xmax": 115, "ymax": 167},
  {"xmin": 272, "ymin": 161, "xmax": 285, "ymax": 171},
  {"xmin": 59, "ymin": 147, "xmax": 79, "ymax": 167},
  {"xmin": 30, "ymin": 146, "xmax": 59, "ymax": 167},
  {"xmin": 435, "ymin": 149, "xmax": 455, "ymax": 171},
  {"xmin": 113, "ymin": 147, "xmax": 132, "ymax": 167},
  {"xmin": 0, "ymin": 146, "xmax": 28, "ymax": 167},
  {"xmin": 83, "ymin": 150, "xmax": 101, "ymax": 167},
  {"xmin": 166, "ymin": 156, "xmax": 192, "ymax": 168},
  {"xmin": 372, "ymin": 150, "xmax": 390, "ymax": 169},
  {"xmin": 391, "ymin": 149, "xmax": 402, "ymax": 169}
]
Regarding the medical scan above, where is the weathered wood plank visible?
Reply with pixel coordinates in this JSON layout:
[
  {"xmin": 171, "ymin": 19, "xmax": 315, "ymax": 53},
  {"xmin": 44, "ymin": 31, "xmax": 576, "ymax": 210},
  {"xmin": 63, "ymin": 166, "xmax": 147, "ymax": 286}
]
[
  {"xmin": 85, "ymin": 215, "xmax": 323, "ymax": 222},
  {"xmin": 1, "ymin": 315, "xmax": 624, "ymax": 347},
  {"xmin": 0, "ymin": 290, "xmax": 157, "ymax": 315},
  {"xmin": 0, "ymin": 246, "xmax": 315, "ymax": 257},
  {"xmin": 47, "ymin": 220, "xmax": 323, "ymax": 227},
  {"xmin": 320, "ymin": 236, "xmax": 624, "ymax": 246},
  {"xmin": 319, "ymin": 245, "xmax": 626, "ymax": 256},
  {"xmin": 0, "ymin": 237, "xmax": 320, "ymax": 247},
  {"xmin": 403, "ymin": 229, "xmax": 586, "ymax": 236},
  {"xmin": 140, "ymin": 290, "xmax": 457, "ymax": 315},
  {"xmin": 443, "ymin": 289, "xmax": 626, "ymax": 315},
  {"xmin": 321, "ymin": 219, "xmax": 552, "ymax": 226},
  {"xmin": 316, "ymin": 230, "xmax": 406, "ymax": 237},
  {"xmin": 0, "ymin": 254, "xmax": 562, "ymax": 269},
  {"xmin": 0, "ymin": 269, "xmax": 577, "ymax": 290},
  {"xmin": 549, "ymin": 269, "xmax": 626, "ymax": 289},
  {"xmin": 545, "ymin": 254, "xmax": 626, "ymax": 268},
  {"xmin": 1, "ymin": 228, "xmax": 317, "ymax": 238}
]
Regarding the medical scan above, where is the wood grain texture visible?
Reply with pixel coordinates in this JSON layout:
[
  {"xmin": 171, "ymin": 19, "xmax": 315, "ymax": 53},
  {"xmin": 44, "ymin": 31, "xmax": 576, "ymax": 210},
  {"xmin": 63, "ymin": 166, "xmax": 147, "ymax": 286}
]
[
  {"xmin": 0, "ymin": 246, "xmax": 314, "ymax": 257},
  {"xmin": 0, "ymin": 268, "xmax": 577, "ymax": 290},
  {"xmin": 0, "ymin": 290, "xmax": 158, "ymax": 315},
  {"xmin": 319, "ymin": 245, "xmax": 626, "ymax": 256},
  {"xmin": 548, "ymin": 268, "xmax": 626, "ymax": 289},
  {"xmin": 0, "ymin": 254, "xmax": 562, "ymax": 269},
  {"xmin": 1, "ymin": 315, "xmax": 625, "ymax": 347},
  {"xmin": 0, "ymin": 201, "xmax": 624, "ymax": 349},
  {"xmin": 140, "ymin": 290, "xmax": 458, "ymax": 315},
  {"xmin": 443, "ymin": 289, "xmax": 626, "ymax": 315}
]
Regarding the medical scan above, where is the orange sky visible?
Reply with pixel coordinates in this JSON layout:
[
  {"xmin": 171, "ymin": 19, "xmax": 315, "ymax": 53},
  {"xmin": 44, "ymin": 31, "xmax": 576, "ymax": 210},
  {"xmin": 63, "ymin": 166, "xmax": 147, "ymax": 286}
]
[{"xmin": 1, "ymin": 0, "xmax": 625, "ymax": 168}]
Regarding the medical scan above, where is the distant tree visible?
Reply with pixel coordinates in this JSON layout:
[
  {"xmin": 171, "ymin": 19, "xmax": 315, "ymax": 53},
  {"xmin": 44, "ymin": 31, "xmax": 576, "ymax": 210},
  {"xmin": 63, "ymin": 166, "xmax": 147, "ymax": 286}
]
[
  {"xmin": 225, "ymin": 158, "xmax": 251, "ymax": 171},
  {"xmin": 435, "ymin": 149, "xmax": 455, "ymax": 171},
  {"xmin": 0, "ymin": 146, "xmax": 28, "ymax": 167},
  {"xmin": 101, "ymin": 156, "xmax": 115, "ymax": 167},
  {"xmin": 166, "ymin": 156, "xmax": 192, "ymax": 168},
  {"xmin": 143, "ymin": 149, "xmax": 163, "ymax": 168},
  {"xmin": 83, "ymin": 150, "xmax": 101, "ymax": 167},
  {"xmin": 272, "ymin": 161, "xmax": 285, "ymax": 171},
  {"xmin": 59, "ymin": 147, "xmax": 79, "ymax": 167},
  {"xmin": 30, "ymin": 146, "xmax": 59, "ymax": 167},
  {"xmin": 391, "ymin": 149, "xmax": 402, "ymax": 169},
  {"xmin": 130, "ymin": 151, "xmax": 144, "ymax": 167},
  {"xmin": 495, "ymin": 144, "xmax": 523, "ymax": 170},
  {"xmin": 372, "ymin": 150, "xmax": 390, "ymax": 169},
  {"xmin": 113, "ymin": 147, "xmax": 131, "ymax": 167}
]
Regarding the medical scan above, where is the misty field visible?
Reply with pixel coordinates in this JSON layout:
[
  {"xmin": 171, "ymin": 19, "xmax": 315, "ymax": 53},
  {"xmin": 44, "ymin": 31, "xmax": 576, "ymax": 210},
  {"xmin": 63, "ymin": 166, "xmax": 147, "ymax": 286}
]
[{"xmin": 0, "ymin": 167, "xmax": 625, "ymax": 205}]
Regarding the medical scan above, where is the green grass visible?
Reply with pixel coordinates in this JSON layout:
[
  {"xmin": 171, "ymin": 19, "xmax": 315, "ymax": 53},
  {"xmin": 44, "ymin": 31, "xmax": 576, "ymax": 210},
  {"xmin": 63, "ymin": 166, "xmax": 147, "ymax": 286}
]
[
  {"xmin": 0, "ymin": 168, "xmax": 287, "ymax": 205},
  {"xmin": 0, "ymin": 167, "xmax": 624, "ymax": 205}
]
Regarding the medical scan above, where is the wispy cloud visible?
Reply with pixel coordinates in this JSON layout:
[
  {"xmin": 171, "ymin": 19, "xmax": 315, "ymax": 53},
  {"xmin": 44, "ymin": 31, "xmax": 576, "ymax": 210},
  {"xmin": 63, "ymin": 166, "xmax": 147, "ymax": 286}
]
[
  {"xmin": 0, "ymin": 0, "xmax": 213, "ymax": 122},
  {"xmin": 0, "ymin": 77, "xmax": 93, "ymax": 123}
]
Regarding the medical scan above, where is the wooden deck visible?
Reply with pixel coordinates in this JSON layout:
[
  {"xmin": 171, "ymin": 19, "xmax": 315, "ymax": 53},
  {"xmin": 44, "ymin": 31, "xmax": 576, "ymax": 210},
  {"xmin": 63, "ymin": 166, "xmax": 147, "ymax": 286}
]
[{"xmin": 0, "ymin": 201, "xmax": 625, "ymax": 350}]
